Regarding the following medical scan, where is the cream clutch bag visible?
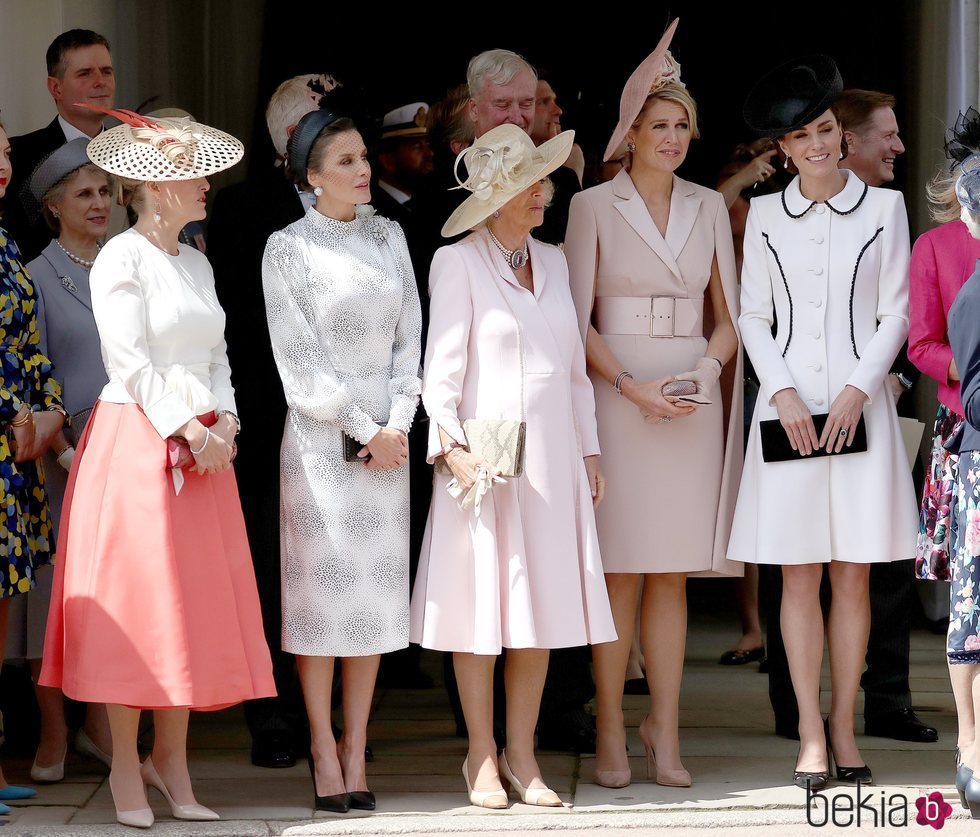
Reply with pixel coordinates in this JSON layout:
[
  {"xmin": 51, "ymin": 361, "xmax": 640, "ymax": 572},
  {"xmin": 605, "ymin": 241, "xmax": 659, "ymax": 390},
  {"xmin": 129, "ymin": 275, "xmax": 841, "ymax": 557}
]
[
  {"xmin": 461, "ymin": 419, "xmax": 527, "ymax": 478},
  {"xmin": 436, "ymin": 419, "xmax": 527, "ymax": 478}
]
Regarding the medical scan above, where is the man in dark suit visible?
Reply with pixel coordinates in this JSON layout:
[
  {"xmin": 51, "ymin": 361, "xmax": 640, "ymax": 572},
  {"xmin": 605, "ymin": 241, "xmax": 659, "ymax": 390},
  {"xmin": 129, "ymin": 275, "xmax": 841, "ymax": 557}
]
[
  {"xmin": 207, "ymin": 72, "xmax": 338, "ymax": 769},
  {"xmin": 764, "ymin": 89, "xmax": 938, "ymax": 745},
  {"xmin": 5, "ymin": 29, "xmax": 114, "ymax": 262}
]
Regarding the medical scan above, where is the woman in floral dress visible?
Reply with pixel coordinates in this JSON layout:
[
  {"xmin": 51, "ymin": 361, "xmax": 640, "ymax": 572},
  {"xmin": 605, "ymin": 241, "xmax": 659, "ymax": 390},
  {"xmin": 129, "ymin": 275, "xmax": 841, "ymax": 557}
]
[{"xmin": 0, "ymin": 119, "xmax": 68, "ymax": 811}]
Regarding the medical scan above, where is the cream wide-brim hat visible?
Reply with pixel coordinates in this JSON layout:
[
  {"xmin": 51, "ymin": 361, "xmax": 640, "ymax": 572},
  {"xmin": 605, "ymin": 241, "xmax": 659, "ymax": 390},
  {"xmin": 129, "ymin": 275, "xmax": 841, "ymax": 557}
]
[
  {"xmin": 441, "ymin": 124, "xmax": 575, "ymax": 238},
  {"xmin": 604, "ymin": 18, "xmax": 680, "ymax": 162},
  {"xmin": 86, "ymin": 116, "xmax": 243, "ymax": 181}
]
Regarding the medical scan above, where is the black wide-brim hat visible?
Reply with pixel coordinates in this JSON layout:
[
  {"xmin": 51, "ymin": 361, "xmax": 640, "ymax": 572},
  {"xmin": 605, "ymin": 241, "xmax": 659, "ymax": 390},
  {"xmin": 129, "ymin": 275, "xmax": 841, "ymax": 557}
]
[{"xmin": 743, "ymin": 55, "xmax": 843, "ymax": 138}]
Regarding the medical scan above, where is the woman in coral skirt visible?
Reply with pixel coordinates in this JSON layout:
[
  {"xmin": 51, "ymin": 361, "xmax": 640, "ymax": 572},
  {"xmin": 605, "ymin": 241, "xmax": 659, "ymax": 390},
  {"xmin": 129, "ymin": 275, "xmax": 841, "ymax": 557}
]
[{"xmin": 40, "ymin": 109, "xmax": 275, "ymax": 828}]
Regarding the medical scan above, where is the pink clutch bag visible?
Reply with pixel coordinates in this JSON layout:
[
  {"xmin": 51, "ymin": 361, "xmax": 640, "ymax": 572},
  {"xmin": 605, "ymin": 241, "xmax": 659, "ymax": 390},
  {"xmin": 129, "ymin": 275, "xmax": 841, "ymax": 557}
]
[{"xmin": 661, "ymin": 379, "xmax": 712, "ymax": 406}]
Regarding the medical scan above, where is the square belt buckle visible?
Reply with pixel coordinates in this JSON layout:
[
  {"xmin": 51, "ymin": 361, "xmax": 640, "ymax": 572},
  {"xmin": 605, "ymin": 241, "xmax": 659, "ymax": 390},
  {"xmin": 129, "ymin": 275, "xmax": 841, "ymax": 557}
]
[{"xmin": 649, "ymin": 296, "xmax": 676, "ymax": 337}]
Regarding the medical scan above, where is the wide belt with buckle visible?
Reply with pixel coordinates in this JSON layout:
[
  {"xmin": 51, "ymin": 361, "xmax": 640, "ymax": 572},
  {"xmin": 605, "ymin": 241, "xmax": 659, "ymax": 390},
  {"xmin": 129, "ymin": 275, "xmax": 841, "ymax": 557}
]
[{"xmin": 593, "ymin": 296, "xmax": 704, "ymax": 337}]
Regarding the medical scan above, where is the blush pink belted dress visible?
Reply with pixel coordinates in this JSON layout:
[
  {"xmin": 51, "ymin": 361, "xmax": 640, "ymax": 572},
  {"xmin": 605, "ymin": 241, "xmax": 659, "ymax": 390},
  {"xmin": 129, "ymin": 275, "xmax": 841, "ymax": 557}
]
[
  {"xmin": 40, "ymin": 229, "xmax": 275, "ymax": 710},
  {"xmin": 409, "ymin": 229, "xmax": 617, "ymax": 655}
]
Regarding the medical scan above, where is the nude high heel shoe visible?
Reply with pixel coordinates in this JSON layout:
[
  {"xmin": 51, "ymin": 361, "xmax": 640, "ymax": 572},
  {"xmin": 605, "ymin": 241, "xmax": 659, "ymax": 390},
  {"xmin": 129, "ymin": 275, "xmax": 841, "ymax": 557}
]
[
  {"xmin": 461, "ymin": 756, "xmax": 508, "ymax": 809},
  {"xmin": 141, "ymin": 757, "xmax": 219, "ymax": 821},
  {"xmin": 108, "ymin": 770, "xmax": 154, "ymax": 829},
  {"xmin": 498, "ymin": 750, "xmax": 563, "ymax": 807},
  {"xmin": 638, "ymin": 716, "xmax": 691, "ymax": 788},
  {"xmin": 30, "ymin": 744, "xmax": 67, "ymax": 783}
]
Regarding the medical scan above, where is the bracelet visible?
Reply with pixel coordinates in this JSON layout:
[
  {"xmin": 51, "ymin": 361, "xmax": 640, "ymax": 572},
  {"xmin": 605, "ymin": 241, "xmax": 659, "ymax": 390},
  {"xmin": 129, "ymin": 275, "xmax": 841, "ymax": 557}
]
[
  {"xmin": 217, "ymin": 409, "xmax": 241, "ymax": 434},
  {"xmin": 189, "ymin": 427, "xmax": 211, "ymax": 455},
  {"xmin": 613, "ymin": 371, "xmax": 634, "ymax": 395},
  {"xmin": 54, "ymin": 443, "xmax": 73, "ymax": 457},
  {"xmin": 707, "ymin": 356, "xmax": 723, "ymax": 370},
  {"xmin": 896, "ymin": 372, "xmax": 914, "ymax": 391},
  {"xmin": 9, "ymin": 407, "xmax": 33, "ymax": 427}
]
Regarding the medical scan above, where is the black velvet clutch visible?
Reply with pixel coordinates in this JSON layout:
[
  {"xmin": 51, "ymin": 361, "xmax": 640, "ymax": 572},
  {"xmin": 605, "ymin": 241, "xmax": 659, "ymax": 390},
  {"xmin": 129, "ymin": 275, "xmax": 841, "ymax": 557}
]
[{"xmin": 760, "ymin": 413, "xmax": 868, "ymax": 463}]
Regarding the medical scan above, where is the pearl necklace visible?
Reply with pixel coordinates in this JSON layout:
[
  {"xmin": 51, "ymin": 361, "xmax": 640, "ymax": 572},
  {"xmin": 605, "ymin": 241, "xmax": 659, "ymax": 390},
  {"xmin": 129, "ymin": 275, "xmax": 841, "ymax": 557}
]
[
  {"xmin": 487, "ymin": 227, "xmax": 529, "ymax": 269},
  {"xmin": 57, "ymin": 239, "xmax": 99, "ymax": 269}
]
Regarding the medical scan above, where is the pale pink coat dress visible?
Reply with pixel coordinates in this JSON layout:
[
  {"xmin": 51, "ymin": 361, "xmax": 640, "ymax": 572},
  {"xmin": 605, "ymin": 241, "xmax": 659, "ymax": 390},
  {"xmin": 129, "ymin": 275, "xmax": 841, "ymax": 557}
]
[{"xmin": 409, "ymin": 229, "xmax": 617, "ymax": 654}]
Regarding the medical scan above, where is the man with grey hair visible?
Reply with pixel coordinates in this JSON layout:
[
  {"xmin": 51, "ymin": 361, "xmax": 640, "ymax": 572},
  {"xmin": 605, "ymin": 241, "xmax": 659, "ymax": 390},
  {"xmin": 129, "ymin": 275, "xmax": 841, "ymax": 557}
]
[
  {"xmin": 206, "ymin": 73, "xmax": 338, "ymax": 770},
  {"xmin": 466, "ymin": 48, "xmax": 537, "ymax": 135}
]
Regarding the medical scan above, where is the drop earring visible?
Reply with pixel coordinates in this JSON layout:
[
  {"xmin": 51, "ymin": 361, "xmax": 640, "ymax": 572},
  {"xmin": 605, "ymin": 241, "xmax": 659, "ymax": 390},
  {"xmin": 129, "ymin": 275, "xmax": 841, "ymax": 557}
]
[
  {"xmin": 313, "ymin": 186, "xmax": 323, "ymax": 197},
  {"xmin": 153, "ymin": 201, "xmax": 162, "ymax": 223},
  {"xmin": 783, "ymin": 156, "xmax": 791, "ymax": 170}
]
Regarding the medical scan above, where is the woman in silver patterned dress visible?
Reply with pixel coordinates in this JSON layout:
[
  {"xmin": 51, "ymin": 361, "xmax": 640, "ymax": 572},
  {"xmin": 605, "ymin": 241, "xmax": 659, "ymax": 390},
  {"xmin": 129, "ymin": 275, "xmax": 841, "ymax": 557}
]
[{"xmin": 261, "ymin": 107, "xmax": 422, "ymax": 812}]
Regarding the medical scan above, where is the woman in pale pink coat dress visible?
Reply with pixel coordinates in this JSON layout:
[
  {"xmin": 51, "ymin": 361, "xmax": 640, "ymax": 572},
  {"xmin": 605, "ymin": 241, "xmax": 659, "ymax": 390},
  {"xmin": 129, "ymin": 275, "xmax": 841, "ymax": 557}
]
[{"xmin": 410, "ymin": 124, "xmax": 616, "ymax": 809}]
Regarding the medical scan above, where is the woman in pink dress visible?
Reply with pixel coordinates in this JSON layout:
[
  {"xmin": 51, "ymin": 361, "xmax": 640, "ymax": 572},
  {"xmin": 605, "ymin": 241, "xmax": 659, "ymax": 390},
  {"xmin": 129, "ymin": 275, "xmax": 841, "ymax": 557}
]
[
  {"xmin": 410, "ymin": 123, "xmax": 616, "ymax": 809},
  {"xmin": 41, "ymin": 110, "xmax": 275, "ymax": 828}
]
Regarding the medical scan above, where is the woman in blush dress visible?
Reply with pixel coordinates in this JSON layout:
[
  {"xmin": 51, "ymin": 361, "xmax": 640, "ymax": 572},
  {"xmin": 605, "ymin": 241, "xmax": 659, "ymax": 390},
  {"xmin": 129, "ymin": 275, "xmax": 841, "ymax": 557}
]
[
  {"xmin": 411, "ymin": 123, "xmax": 616, "ymax": 809},
  {"xmin": 565, "ymin": 19, "xmax": 743, "ymax": 789}
]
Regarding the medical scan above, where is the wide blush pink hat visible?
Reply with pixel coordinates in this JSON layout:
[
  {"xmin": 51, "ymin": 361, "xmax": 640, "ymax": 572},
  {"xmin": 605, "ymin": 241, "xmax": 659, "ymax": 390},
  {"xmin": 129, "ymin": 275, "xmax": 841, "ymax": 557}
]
[{"xmin": 604, "ymin": 18, "xmax": 682, "ymax": 162}]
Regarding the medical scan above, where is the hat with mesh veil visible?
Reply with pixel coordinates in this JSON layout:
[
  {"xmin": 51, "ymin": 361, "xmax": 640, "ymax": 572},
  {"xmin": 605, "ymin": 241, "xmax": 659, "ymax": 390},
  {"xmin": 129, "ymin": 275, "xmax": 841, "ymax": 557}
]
[{"xmin": 81, "ymin": 105, "xmax": 243, "ymax": 181}]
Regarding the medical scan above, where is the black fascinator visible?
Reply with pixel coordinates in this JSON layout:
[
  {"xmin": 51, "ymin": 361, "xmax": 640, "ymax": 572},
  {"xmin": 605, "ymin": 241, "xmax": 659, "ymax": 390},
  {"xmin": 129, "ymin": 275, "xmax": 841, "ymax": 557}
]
[{"xmin": 946, "ymin": 107, "xmax": 980, "ymax": 169}]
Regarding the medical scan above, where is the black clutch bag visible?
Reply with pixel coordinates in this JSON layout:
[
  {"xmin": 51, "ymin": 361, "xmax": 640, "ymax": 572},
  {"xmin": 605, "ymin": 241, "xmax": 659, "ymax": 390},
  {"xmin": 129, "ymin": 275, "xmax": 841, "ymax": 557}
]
[
  {"xmin": 760, "ymin": 413, "xmax": 868, "ymax": 463},
  {"xmin": 344, "ymin": 422, "xmax": 385, "ymax": 463}
]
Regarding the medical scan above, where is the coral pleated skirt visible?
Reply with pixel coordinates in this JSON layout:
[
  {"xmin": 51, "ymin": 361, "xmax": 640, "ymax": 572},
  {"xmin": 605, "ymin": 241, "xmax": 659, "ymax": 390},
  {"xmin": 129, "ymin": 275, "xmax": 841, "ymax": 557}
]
[{"xmin": 40, "ymin": 401, "xmax": 276, "ymax": 710}]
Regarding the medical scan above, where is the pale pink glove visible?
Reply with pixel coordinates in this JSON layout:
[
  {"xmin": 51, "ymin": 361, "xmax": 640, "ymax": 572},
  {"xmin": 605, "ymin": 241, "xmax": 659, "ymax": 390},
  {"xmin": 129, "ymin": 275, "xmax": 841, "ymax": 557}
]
[{"xmin": 673, "ymin": 356, "xmax": 722, "ymax": 396}]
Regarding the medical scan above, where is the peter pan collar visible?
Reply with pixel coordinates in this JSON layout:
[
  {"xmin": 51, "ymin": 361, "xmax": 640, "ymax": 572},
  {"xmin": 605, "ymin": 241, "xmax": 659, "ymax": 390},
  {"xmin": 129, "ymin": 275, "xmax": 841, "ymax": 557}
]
[{"xmin": 781, "ymin": 169, "xmax": 869, "ymax": 219}]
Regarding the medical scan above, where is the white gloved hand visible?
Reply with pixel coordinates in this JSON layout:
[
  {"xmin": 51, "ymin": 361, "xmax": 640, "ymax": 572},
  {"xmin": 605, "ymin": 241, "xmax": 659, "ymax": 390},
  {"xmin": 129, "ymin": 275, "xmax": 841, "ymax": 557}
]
[{"xmin": 673, "ymin": 356, "xmax": 723, "ymax": 396}]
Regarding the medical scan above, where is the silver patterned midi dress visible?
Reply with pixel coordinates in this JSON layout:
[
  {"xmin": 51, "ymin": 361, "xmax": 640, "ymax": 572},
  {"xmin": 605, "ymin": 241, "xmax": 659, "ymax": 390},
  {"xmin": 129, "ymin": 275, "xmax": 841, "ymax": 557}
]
[{"xmin": 262, "ymin": 205, "xmax": 422, "ymax": 657}]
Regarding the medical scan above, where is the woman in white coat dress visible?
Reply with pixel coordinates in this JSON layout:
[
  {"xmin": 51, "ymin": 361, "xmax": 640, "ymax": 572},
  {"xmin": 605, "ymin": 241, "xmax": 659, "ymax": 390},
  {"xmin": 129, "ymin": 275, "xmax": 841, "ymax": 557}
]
[
  {"xmin": 728, "ymin": 57, "xmax": 916, "ymax": 789},
  {"xmin": 262, "ymin": 105, "xmax": 422, "ymax": 813}
]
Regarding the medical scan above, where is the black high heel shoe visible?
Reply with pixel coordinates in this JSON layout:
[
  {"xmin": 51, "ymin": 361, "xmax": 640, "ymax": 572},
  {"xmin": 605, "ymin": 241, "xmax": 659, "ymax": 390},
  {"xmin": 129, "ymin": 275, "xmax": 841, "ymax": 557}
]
[
  {"xmin": 824, "ymin": 719, "xmax": 873, "ymax": 785},
  {"xmin": 956, "ymin": 762, "xmax": 974, "ymax": 810},
  {"xmin": 965, "ymin": 776, "xmax": 980, "ymax": 819},
  {"xmin": 307, "ymin": 756, "xmax": 351, "ymax": 813},
  {"xmin": 793, "ymin": 723, "xmax": 830, "ymax": 790},
  {"xmin": 348, "ymin": 791, "xmax": 376, "ymax": 811}
]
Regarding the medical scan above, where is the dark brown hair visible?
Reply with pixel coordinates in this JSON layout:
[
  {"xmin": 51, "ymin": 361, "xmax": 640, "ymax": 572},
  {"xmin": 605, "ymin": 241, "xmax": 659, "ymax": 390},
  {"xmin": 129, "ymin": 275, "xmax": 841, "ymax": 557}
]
[
  {"xmin": 287, "ymin": 117, "xmax": 357, "ymax": 190},
  {"xmin": 46, "ymin": 29, "xmax": 111, "ymax": 78},
  {"xmin": 832, "ymin": 89, "xmax": 896, "ymax": 134}
]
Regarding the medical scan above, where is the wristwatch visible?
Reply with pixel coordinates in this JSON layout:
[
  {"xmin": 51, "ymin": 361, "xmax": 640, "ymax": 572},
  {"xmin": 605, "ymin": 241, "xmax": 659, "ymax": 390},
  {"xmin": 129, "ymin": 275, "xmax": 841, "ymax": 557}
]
[
  {"xmin": 442, "ymin": 439, "xmax": 465, "ymax": 457},
  {"xmin": 217, "ymin": 409, "xmax": 241, "ymax": 434},
  {"xmin": 47, "ymin": 404, "xmax": 70, "ymax": 427}
]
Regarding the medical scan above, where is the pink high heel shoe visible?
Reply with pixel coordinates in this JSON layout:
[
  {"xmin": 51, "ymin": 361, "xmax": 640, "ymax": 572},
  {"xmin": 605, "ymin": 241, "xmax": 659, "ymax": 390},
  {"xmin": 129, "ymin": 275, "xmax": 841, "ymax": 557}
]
[{"xmin": 638, "ymin": 716, "xmax": 691, "ymax": 788}]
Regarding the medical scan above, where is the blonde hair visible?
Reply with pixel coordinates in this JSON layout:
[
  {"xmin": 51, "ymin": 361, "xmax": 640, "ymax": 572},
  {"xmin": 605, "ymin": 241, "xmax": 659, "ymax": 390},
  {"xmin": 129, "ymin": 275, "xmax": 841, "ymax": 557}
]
[
  {"xmin": 926, "ymin": 166, "xmax": 962, "ymax": 224},
  {"xmin": 118, "ymin": 177, "xmax": 147, "ymax": 218},
  {"xmin": 632, "ymin": 82, "xmax": 701, "ymax": 139},
  {"xmin": 265, "ymin": 74, "xmax": 340, "ymax": 158}
]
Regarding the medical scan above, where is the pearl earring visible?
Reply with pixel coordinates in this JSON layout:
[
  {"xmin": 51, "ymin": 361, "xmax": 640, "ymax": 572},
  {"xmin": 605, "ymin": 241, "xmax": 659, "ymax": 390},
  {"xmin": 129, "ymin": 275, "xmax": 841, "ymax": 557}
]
[
  {"xmin": 493, "ymin": 210, "xmax": 500, "ymax": 219},
  {"xmin": 627, "ymin": 141, "xmax": 636, "ymax": 153},
  {"xmin": 52, "ymin": 209, "xmax": 61, "ymax": 219},
  {"xmin": 153, "ymin": 201, "xmax": 162, "ymax": 223},
  {"xmin": 313, "ymin": 186, "xmax": 323, "ymax": 197},
  {"xmin": 783, "ymin": 156, "xmax": 791, "ymax": 170}
]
